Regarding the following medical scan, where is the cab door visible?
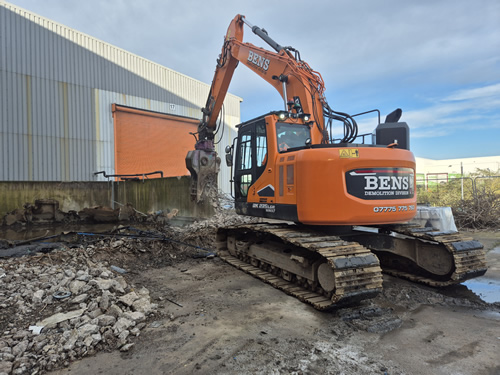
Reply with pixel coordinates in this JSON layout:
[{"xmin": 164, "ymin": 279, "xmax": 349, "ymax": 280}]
[{"xmin": 234, "ymin": 119, "xmax": 268, "ymax": 204}]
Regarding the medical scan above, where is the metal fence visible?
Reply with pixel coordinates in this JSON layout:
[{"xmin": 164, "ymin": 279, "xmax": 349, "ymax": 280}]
[{"xmin": 417, "ymin": 174, "xmax": 500, "ymax": 200}]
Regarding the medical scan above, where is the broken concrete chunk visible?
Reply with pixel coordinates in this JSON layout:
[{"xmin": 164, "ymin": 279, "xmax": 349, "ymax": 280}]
[
  {"xmin": 87, "ymin": 308, "xmax": 103, "ymax": 319},
  {"xmin": 12, "ymin": 340, "xmax": 29, "ymax": 357},
  {"xmin": 91, "ymin": 332, "xmax": 102, "ymax": 346},
  {"xmin": 114, "ymin": 276, "xmax": 128, "ymax": 290},
  {"xmin": 0, "ymin": 360, "xmax": 13, "ymax": 374},
  {"xmin": 62, "ymin": 329, "xmax": 79, "ymax": 351},
  {"xmin": 83, "ymin": 335, "xmax": 93, "ymax": 347},
  {"xmin": 90, "ymin": 278, "xmax": 114, "ymax": 291},
  {"xmin": 71, "ymin": 294, "xmax": 89, "ymax": 304},
  {"xmin": 99, "ymin": 291, "xmax": 111, "ymax": 311},
  {"xmin": 32, "ymin": 290, "xmax": 45, "ymax": 304},
  {"xmin": 132, "ymin": 297, "xmax": 154, "ymax": 314},
  {"xmin": 77, "ymin": 324, "xmax": 99, "ymax": 339},
  {"xmin": 37, "ymin": 309, "xmax": 85, "ymax": 328},
  {"xmin": 113, "ymin": 318, "xmax": 133, "ymax": 335},
  {"xmin": 118, "ymin": 292, "xmax": 139, "ymax": 307},
  {"xmin": 123, "ymin": 311, "xmax": 146, "ymax": 323},
  {"xmin": 118, "ymin": 329, "xmax": 129, "ymax": 343},
  {"xmin": 75, "ymin": 270, "xmax": 91, "ymax": 282},
  {"xmin": 96, "ymin": 315, "xmax": 116, "ymax": 327},
  {"xmin": 69, "ymin": 280, "xmax": 86, "ymax": 295},
  {"xmin": 90, "ymin": 278, "xmax": 125, "ymax": 294},
  {"xmin": 107, "ymin": 304, "xmax": 123, "ymax": 318},
  {"xmin": 119, "ymin": 343, "xmax": 134, "ymax": 352},
  {"xmin": 137, "ymin": 287, "xmax": 150, "ymax": 296}
]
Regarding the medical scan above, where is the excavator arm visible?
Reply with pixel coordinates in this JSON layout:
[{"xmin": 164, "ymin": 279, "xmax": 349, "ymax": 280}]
[
  {"xmin": 186, "ymin": 15, "xmax": 357, "ymax": 201},
  {"xmin": 199, "ymin": 14, "xmax": 328, "ymax": 143}
]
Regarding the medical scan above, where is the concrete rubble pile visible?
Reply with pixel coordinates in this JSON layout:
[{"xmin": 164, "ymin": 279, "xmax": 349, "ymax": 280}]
[
  {"xmin": 0, "ymin": 246, "xmax": 157, "ymax": 375},
  {"xmin": 175, "ymin": 209, "xmax": 259, "ymax": 247}
]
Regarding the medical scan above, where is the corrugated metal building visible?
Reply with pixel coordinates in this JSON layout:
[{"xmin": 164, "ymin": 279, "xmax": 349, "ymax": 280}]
[{"xmin": 0, "ymin": 1, "xmax": 240, "ymax": 194}]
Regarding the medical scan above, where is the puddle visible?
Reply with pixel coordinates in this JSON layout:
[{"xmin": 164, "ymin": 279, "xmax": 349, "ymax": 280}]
[
  {"xmin": 460, "ymin": 245, "xmax": 500, "ymax": 304},
  {"xmin": 463, "ymin": 277, "xmax": 500, "ymax": 304},
  {"xmin": 473, "ymin": 310, "xmax": 500, "ymax": 321},
  {"xmin": 489, "ymin": 247, "xmax": 500, "ymax": 256}
]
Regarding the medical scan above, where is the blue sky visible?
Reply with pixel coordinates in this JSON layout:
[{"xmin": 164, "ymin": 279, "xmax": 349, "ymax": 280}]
[{"xmin": 5, "ymin": 0, "xmax": 500, "ymax": 159}]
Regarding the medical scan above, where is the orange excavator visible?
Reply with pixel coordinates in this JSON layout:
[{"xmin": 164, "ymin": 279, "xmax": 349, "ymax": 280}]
[{"xmin": 186, "ymin": 15, "xmax": 487, "ymax": 309}]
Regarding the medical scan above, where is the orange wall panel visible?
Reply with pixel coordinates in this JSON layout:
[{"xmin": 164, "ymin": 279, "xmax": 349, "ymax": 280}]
[{"xmin": 113, "ymin": 105, "xmax": 198, "ymax": 178}]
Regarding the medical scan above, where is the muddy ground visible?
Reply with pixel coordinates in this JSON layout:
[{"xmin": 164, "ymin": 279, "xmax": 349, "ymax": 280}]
[
  {"xmin": 45, "ymin": 221, "xmax": 500, "ymax": 375},
  {"xmin": 2, "ymin": 215, "xmax": 499, "ymax": 375}
]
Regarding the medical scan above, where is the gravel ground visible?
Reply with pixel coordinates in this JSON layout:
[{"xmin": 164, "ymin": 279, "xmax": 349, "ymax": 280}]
[{"xmin": 1, "ymin": 213, "xmax": 499, "ymax": 375}]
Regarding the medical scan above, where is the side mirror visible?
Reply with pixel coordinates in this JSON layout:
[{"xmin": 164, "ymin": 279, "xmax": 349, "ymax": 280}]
[{"xmin": 225, "ymin": 145, "xmax": 233, "ymax": 167}]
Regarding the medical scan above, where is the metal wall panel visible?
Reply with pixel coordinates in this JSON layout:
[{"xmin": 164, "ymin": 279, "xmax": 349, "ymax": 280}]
[
  {"xmin": 0, "ymin": 2, "xmax": 241, "ymax": 196},
  {"xmin": 1, "ymin": 3, "xmax": 243, "ymax": 111}
]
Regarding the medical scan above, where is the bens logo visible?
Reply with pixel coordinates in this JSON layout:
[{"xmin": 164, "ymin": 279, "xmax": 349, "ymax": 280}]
[
  {"xmin": 248, "ymin": 51, "xmax": 270, "ymax": 71},
  {"xmin": 345, "ymin": 168, "xmax": 415, "ymax": 200},
  {"xmin": 364, "ymin": 176, "xmax": 412, "ymax": 191}
]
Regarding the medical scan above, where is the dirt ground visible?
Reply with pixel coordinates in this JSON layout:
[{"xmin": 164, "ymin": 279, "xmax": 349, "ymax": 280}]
[{"xmin": 46, "ymin": 227, "xmax": 500, "ymax": 375}]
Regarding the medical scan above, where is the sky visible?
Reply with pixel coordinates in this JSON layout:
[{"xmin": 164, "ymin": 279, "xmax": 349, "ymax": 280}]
[{"xmin": 5, "ymin": 0, "xmax": 500, "ymax": 159}]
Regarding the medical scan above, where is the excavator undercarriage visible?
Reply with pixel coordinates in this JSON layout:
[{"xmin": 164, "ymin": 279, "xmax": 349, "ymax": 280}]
[
  {"xmin": 349, "ymin": 224, "xmax": 488, "ymax": 287},
  {"xmin": 216, "ymin": 223, "xmax": 487, "ymax": 310}
]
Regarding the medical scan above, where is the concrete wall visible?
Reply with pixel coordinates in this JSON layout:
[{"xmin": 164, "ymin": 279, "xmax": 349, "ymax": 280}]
[{"xmin": 0, "ymin": 176, "xmax": 213, "ymax": 220}]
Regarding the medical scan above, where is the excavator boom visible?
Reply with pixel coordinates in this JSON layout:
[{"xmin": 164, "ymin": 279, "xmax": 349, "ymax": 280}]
[{"xmin": 187, "ymin": 15, "xmax": 343, "ymax": 201}]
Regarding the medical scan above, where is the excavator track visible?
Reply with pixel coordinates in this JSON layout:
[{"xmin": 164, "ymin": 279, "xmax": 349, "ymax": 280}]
[
  {"xmin": 344, "ymin": 224, "xmax": 488, "ymax": 288},
  {"xmin": 216, "ymin": 223, "xmax": 383, "ymax": 310},
  {"xmin": 377, "ymin": 225, "xmax": 487, "ymax": 287}
]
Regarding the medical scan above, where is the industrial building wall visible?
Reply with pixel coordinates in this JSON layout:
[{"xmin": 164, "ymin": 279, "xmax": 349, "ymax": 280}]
[{"xmin": 0, "ymin": 2, "xmax": 241, "ymax": 195}]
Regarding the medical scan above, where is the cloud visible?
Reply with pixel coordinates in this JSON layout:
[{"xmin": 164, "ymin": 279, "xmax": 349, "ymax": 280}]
[
  {"xmin": 402, "ymin": 83, "xmax": 500, "ymax": 139},
  {"xmin": 8, "ymin": 0, "xmax": 500, "ymax": 89},
  {"xmin": 442, "ymin": 83, "xmax": 500, "ymax": 102},
  {"xmin": 5, "ymin": 0, "xmax": 500, "ymax": 151},
  {"xmin": 327, "ymin": 81, "xmax": 500, "ymax": 141}
]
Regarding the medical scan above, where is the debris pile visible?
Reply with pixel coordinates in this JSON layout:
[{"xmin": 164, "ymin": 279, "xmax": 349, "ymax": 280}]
[
  {"xmin": 0, "ymin": 208, "xmax": 263, "ymax": 374},
  {"xmin": 172, "ymin": 208, "xmax": 260, "ymax": 250},
  {"xmin": 0, "ymin": 246, "xmax": 157, "ymax": 374}
]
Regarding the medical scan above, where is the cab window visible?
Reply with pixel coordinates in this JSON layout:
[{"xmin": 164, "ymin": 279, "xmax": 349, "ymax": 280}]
[{"xmin": 276, "ymin": 123, "xmax": 310, "ymax": 152}]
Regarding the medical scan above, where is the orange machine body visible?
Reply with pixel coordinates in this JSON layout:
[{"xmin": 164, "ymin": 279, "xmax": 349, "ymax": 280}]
[{"xmin": 233, "ymin": 113, "xmax": 416, "ymax": 225}]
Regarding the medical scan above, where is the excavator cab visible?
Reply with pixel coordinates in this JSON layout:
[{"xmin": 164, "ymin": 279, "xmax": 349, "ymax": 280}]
[{"xmin": 230, "ymin": 111, "xmax": 313, "ymax": 206}]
